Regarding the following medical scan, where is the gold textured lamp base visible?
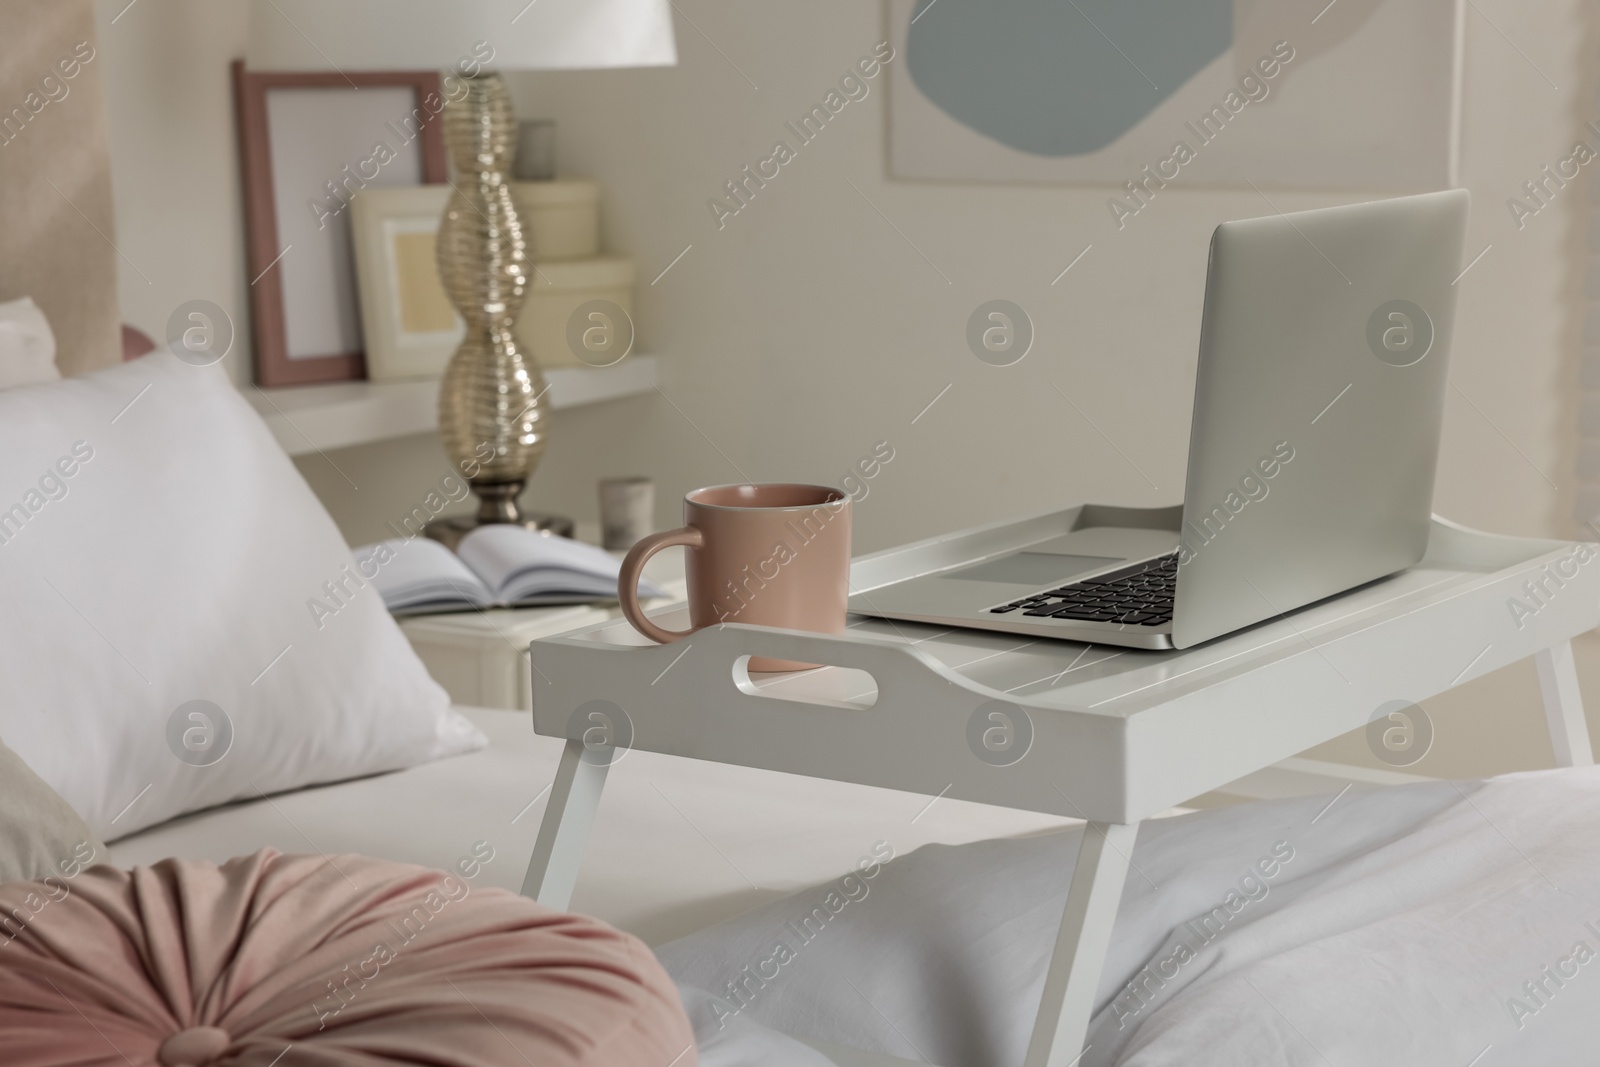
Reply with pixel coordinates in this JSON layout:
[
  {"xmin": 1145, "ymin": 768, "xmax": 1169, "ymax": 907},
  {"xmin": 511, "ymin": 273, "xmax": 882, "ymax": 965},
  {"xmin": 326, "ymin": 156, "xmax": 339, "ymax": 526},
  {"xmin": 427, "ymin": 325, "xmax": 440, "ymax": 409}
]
[
  {"xmin": 423, "ymin": 481, "xmax": 574, "ymax": 549},
  {"xmin": 433, "ymin": 71, "xmax": 571, "ymax": 543}
]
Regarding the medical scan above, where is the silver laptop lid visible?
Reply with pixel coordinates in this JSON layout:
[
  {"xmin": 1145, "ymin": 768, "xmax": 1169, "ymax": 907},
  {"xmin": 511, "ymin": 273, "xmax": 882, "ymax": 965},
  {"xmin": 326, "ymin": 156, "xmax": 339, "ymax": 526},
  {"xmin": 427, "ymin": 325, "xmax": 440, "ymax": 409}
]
[{"xmin": 1171, "ymin": 189, "xmax": 1469, "ymax": 648}]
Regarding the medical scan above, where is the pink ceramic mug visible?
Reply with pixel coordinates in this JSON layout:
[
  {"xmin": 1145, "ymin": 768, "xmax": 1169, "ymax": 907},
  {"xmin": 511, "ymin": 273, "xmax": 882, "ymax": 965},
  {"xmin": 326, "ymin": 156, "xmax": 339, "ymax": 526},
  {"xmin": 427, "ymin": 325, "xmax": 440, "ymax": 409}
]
[{"xmin": 617, "ymin": 483, "xmax": 852, "ymax": 672}]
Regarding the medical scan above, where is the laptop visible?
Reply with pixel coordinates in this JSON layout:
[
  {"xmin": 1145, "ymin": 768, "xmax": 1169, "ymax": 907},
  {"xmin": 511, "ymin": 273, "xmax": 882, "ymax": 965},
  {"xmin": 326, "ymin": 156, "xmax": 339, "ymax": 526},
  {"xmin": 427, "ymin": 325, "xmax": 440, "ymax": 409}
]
[{"xmin": 851, "ymin": 190, "xmax": 1470, "ymax": 650}]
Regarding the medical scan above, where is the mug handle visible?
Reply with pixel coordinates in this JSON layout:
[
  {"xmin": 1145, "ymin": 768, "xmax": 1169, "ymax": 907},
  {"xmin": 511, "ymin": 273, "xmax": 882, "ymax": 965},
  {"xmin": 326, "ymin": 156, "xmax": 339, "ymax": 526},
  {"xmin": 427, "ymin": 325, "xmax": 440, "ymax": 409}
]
[{"xmin": 618, "ymin": 526, "xmax": 704, "ymax": 644}]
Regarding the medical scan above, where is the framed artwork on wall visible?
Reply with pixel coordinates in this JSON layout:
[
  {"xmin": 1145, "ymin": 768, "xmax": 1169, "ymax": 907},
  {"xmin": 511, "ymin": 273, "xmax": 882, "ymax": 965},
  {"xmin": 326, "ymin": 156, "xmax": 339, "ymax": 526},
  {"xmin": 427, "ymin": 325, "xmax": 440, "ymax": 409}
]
[
  {"xmin": 887, "ymin": 0, "xmax": 1462, "ymax": 193},
  {"xmin": 233, "ymin": 63, "xmax": 449, "ymax": 387}
]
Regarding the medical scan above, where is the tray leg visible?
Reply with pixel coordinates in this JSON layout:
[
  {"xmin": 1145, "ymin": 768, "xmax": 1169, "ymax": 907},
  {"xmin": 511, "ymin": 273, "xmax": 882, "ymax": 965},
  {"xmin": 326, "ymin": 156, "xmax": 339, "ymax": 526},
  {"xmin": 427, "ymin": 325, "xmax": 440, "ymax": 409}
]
[
  {"xmin": 1536, "ymin": 641, "xmax": 1594, "ymax": 768},
  {"xmin": 1024, "ymin": 821, "xmax": 1139, "ymax": 1067},
  {"xmin": 521, "ymin": 739, "xmax": 610, "ymax": 909}
]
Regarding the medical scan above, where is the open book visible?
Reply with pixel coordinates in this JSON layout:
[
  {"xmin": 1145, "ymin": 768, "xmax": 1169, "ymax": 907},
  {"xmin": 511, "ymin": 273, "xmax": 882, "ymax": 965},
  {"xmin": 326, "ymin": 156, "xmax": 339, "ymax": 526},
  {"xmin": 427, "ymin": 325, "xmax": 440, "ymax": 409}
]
[{"xmin": 355, "ymin": 525, "xmax": 667, "ymax": 615}]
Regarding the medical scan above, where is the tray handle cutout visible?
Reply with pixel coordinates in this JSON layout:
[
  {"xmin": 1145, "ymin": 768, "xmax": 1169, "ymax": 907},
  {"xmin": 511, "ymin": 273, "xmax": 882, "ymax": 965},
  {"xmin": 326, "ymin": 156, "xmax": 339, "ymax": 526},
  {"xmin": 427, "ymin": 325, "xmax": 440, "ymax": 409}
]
[{"xmin": 732, "ymin": 654, "xmax": 878, "ymax": 710}]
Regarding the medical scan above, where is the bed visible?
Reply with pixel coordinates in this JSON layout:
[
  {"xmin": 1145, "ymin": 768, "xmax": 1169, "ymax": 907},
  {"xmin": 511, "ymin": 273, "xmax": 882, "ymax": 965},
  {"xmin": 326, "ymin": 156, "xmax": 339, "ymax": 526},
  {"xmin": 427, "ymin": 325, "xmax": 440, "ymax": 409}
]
[
  {"xmin": 109, "ymin": 705, "xmax": 1074, "ymax": 951},
  {"xmin": 107, "ymin": 705, "xmax": 1600, "ymax": 1067},
  {"xmin": 101, "ymin": 704, "xmax": 1078, "ymax": 1066}
]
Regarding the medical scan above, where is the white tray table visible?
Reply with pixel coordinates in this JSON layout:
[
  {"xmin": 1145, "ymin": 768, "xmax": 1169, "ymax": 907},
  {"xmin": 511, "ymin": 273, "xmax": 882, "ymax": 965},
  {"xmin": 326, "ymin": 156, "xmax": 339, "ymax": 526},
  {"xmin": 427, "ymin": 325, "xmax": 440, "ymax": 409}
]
[{"xmin": 519, "ymin": 506, "xmax": 1598, "ymax": 1067}]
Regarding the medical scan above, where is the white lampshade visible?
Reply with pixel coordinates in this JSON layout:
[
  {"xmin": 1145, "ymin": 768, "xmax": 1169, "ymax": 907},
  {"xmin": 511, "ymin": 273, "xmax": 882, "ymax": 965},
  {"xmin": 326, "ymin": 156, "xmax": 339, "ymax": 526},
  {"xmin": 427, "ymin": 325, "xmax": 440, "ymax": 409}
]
[{"xmin": 247, "ymin": 0, "xmax": 677, "ymax": 72}]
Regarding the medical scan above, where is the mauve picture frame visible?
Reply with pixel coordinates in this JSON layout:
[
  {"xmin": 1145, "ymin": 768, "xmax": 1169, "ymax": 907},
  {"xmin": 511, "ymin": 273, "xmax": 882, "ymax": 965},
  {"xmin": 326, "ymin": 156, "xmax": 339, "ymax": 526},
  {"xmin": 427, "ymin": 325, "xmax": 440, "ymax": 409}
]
[{"xmin": 233, "ymin": 62, "xmax": 449, "ymax": 388}]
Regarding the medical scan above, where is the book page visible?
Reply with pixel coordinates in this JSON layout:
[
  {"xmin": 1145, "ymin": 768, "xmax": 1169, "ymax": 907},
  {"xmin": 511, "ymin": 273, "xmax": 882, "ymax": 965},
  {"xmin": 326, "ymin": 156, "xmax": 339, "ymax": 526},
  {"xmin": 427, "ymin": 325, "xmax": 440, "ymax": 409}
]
[
  {"xmin": 355, "ymin": 537, "xmax": 492, "ymax": 612},
  {"xmin": 456, "ymin": 525, "xmax": 663, "ymax": 603}
]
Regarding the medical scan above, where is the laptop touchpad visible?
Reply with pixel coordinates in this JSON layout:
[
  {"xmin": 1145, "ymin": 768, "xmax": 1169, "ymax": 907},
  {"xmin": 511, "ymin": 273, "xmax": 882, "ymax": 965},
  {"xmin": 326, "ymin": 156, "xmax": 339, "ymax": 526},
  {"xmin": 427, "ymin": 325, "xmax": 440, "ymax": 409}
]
[{"xmin": 943, "ymin": 552, "xmax": 1121, "ymax": 586}]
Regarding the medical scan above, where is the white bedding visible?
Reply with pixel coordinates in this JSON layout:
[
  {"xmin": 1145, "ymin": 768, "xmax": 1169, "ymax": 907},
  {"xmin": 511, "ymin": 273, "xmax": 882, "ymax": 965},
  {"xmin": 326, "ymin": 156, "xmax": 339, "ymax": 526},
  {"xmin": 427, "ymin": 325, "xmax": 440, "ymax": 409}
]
[
  {"xmin": 0, "ymin": 354, "xmax": 479, "ymax": 838},
  {"xmin": 109, "ymin": 706, "xmax": 1073, "ymax": 947},
  {"xmin": 110, "ymin": 705, "xmax": 1074, "ymax": 1064},
  {"xmin": 117, "ymin": 706, "xmax": 1600, "ymax": 1066},
  {"xmin": 661, "ymin": 766, "xmax": 1600, "ymax": 1066}
]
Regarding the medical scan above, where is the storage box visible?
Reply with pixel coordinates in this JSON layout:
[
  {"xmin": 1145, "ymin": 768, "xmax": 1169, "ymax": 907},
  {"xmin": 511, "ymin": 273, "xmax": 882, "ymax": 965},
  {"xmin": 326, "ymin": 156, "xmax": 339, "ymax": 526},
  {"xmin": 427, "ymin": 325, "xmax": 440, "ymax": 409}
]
[
  {"xmin": 511, "ymin": 179, "xmax": 600, "ymax": 261},
  {"xmin": 517, "ymin": 256, "xmax": 635, "ymax": 369}
]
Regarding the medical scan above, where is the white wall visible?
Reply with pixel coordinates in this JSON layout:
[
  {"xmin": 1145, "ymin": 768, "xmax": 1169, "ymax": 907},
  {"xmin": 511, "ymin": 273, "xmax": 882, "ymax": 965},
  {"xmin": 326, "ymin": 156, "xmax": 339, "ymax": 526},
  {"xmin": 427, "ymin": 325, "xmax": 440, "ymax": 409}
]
[
  {"xmin": 95, "ymin": 0, "xmax": 1597, "ymax": 780},
  {"xmin": 494, "ymin": 0, "xmax": 1589, "ymax": 556},
  {"xmin": 94, "ymin": 0, "xmax": 252, "ymax": 389}
]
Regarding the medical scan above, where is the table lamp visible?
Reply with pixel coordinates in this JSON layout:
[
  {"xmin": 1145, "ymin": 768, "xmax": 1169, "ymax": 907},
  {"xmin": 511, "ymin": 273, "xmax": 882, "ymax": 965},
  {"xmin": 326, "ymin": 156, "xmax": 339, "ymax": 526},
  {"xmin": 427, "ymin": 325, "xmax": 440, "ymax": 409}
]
[{"xmin": 248, "ymin": 0, "xmax": 677, "ymax": 545}]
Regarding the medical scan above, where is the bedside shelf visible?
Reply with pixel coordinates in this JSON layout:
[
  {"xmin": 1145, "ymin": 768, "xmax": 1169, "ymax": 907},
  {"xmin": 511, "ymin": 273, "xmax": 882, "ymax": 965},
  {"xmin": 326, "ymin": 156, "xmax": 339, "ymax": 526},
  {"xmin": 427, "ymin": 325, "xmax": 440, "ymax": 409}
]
[{"xmin": 245, "ymin": 355, "xmax": 659, "ymax": 456}]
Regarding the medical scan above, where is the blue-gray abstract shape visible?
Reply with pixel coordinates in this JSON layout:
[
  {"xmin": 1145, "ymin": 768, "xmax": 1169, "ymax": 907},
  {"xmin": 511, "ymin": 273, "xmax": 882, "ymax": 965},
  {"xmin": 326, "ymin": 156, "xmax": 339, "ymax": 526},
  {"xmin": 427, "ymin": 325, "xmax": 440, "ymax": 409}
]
[{"xmin": 906, "ymin": 0, "xmax": 1233, "ymax": 156}]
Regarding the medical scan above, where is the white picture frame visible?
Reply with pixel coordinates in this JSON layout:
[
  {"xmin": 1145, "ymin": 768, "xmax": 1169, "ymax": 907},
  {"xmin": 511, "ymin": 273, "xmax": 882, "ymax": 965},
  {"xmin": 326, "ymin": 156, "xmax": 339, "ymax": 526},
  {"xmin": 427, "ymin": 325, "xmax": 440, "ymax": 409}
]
[{"xmin": 350, "ymin": 185, "xmax": 464, "ymax": 382}]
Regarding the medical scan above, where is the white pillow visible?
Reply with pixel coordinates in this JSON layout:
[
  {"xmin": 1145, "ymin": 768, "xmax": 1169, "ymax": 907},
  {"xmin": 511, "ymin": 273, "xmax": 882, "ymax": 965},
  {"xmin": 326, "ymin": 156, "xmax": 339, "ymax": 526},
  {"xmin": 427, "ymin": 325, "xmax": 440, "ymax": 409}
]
[
  {"xmin": 0, "ymin": 297, "xmax": 60, "ymax": 388},
  {"xmin": 0, "ymin": 352, "xmax": 483, "ymax": 839},
  {"xmin": 0, "ymin": 738, "xmax": 105, "ymax": 885},
  {"xmin": 660, "ymin": 771, "xmax": 1600, "ymax": 1066}
]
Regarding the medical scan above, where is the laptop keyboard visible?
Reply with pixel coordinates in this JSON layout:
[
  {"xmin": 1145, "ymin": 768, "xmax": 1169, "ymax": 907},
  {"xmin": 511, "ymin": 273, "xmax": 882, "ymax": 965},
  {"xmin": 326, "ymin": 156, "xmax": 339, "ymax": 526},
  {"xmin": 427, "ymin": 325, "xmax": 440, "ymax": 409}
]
[{"xmin": 988, "ymin": 552, "xmax": 1178, "ymax": 626}]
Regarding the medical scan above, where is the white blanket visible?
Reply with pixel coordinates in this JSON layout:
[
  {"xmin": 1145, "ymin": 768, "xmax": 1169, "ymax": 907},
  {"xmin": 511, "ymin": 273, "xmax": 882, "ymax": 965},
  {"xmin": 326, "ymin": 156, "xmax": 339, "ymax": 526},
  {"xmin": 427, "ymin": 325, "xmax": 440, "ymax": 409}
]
[{"xmin": 662, "ymin": 767, "xmax": 1600, "ymax": 1066}]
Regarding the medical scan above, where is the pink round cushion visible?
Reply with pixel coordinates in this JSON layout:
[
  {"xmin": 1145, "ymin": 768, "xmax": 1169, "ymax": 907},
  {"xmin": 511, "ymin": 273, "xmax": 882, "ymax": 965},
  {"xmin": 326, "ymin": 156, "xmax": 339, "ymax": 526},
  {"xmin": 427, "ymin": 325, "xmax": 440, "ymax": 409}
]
[{"xmin": 0, "ymin": 849, "xmax": 695, "ymax": 1067}]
